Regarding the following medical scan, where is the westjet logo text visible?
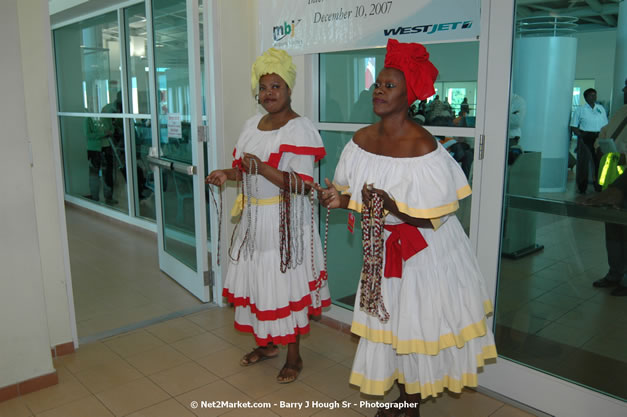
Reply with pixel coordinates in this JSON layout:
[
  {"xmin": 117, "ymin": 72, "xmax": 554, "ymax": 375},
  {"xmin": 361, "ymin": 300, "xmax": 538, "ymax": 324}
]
[
  {"xmin": 273, "ymin": 19, "xmax": 302, "ymax": 42},
  {"xmin": 384, "ymin": 21, "xmax": 472, "ymax": 36}
]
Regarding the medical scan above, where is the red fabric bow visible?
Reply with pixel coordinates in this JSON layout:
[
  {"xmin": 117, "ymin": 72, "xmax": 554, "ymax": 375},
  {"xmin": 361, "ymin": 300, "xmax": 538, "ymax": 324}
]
[
  {"xmin": 384, "ymin": 38, "xmax": 439, "ymax": 105},
  {"xmin": 383, "ymin": 223, "xmax": 428, "ymax": 278}
]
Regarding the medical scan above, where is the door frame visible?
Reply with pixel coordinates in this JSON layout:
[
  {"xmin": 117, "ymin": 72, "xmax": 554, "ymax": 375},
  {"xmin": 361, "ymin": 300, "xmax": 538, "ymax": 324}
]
[{"xmin": 475, "ymin": 1, "xmax": 627, "ymax": 415}]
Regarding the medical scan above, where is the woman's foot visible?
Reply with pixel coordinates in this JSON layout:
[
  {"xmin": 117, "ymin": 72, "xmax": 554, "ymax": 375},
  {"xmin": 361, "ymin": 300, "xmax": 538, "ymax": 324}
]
[
  {"xmin": 373, "ymin": 396, "xmax": 406, "ymax": 417},
  {"xmin": 276, "ymin": 357, "xmax": 303, "ymax": 384},
  {"xmin": 240, "ymin": 345, "xmax": 279, "ymax": 366}
]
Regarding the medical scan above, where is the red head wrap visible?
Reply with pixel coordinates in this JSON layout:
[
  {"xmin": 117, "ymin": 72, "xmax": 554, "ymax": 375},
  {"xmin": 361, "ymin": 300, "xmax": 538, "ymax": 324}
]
[{"xmin": 384, "ymin": 39, "xmax": 439, "ymax": 106}]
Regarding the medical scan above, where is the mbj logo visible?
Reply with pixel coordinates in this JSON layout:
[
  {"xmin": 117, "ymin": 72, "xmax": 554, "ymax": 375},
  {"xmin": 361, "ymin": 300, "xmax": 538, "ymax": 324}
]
[
  {"xmin": 384, "ymin": 21, "xmax": 473, "ymax": 36},
  {"xmin": 273, "ymin": 19, "xmax": 302, "ymax": 42}
]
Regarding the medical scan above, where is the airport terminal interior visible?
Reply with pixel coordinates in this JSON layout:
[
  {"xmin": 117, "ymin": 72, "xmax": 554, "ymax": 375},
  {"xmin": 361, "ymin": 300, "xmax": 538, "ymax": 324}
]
[{"xmin": 2, "ymin": 0, "xmax": 627, "ymax": 416}]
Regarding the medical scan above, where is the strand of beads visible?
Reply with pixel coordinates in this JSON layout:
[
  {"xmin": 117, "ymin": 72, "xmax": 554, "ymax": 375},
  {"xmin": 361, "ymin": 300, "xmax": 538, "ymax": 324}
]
[
  {"xmin": 242, "ymin": 159, "xmax": 259, "ymax": 260},
  {"xmin": 291, "ymin": 173, "xmax": 306, "ymax": 268},
  {"xmin": 208, "ymin": 184, "xmax": 223, "ymax": 266},
  {"xmin": 279, "ymin": 171, "xmax": 292, "ymax": 273},
  {"xmin": 309, "ymin": 186, "xmax": 330, "ymax": 308},
  {"xmin": 228, "ymin": 174, "xmax": 248, "ymax": 262},
  {"xmin": 359, "ymin": 191, "xmax": 389, "ymax": 322}
]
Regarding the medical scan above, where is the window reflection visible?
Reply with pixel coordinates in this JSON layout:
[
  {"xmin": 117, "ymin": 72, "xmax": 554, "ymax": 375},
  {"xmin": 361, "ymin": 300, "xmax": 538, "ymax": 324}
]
[
  {"xmin": 320, "ymin": 42, "xmax": 479, "ymax": 126},
  {"xmin": 495, "ymin": 6, "xmax": 627, "ymax": 401}
]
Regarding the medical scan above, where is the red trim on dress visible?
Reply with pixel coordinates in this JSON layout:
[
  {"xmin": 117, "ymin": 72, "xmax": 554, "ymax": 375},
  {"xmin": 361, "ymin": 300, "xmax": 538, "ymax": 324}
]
[
  {"xmin": 223, "ymin": 288, "xmax": 313, "ymax": 321},
  {"xmin": 231, "ymin": 145, "xmax": 326, "ymax": 174},
  {"xmin": 234, "ymin": 322, "xmax": 311, "ymax": 346}
]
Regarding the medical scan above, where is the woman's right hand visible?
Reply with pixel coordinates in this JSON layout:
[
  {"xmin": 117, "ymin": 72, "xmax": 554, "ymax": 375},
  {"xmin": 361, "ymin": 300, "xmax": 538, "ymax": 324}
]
[
  {"xmin": 205, "ymin": 170, "xmax": 227, "ymax": 186},
  {"xmin": 311, "ymin": 178, "xmax": 341, "ymax": 209}
]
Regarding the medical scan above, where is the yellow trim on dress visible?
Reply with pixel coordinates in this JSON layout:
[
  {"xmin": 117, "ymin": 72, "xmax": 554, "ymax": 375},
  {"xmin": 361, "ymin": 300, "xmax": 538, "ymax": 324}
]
[
  {"xmin": 349, "ymin": 344, "xmax": 497, "ymax": 398},
  {"xmin": 351, "ymin": 314, "xmax": 491, "ymax": 355},
  {"xmin": 346, "ymin": 184, "xmax": 472, "ymax": 219},
  {"xmin": 230, "ymin": 194, "xmax": 281, "ymax": 217}
]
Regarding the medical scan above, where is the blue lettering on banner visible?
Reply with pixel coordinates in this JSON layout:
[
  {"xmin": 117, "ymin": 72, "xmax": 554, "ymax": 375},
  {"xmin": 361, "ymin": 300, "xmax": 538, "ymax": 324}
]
[{"xmin": 383, "ymin": 20, "xmax": 472, "ymax": 37}]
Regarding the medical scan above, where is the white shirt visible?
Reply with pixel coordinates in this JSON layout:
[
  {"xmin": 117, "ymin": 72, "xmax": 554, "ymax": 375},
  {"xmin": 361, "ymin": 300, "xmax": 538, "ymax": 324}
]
[{"xmin": 571, "ymin": 102, "xmax": 609, "ymax": 132}]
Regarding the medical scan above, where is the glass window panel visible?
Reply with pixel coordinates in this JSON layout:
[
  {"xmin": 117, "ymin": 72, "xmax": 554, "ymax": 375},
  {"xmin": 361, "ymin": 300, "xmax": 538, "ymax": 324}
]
[
  {"xmin": 54, "ymin": 12, "xmax": 122, "ymax": 114},
  {"xmin": 319, "ymin": 41, "xmax": 479, "ymax": 126},
  {"xmin": 494, "ymin": 5, "xmax": 626, "ymax": 401},
  {"xmin": 124, "ymin": 3, "xmax": 150, "ymax": 115},
  {"xmin": 160, "ymin": 167, "xmax": 197, "ymax": 270},
  {"xmin": 320, "ymin": 131, "xmax": 363, "ymax": 309},
  {"xmin": 59, "ymin": 115, "xmax": 129, "ymax": 212},
  {"xmin": 130, "ymin": 118, "xmax": 155, "ymax": 220},
  {"xmin": 153, "ymin": 0, "xmax": 193, "ymax": 163}
]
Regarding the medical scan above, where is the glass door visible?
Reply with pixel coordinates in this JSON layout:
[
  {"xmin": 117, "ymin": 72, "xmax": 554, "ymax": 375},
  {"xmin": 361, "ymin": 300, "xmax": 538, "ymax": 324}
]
[
  {"xmin": 475, "ymin": 1, "xmax": 627, "ymax": 415},
  {"xmin": 147, "ymin": 0, "xmax": 210, "ymax": 302}
]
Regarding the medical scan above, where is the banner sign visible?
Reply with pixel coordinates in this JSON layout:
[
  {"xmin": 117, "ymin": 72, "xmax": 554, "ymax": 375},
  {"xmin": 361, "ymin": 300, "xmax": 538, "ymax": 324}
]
[{"xmin": 259, "ymin": 0, "xmax": 481, "ymax": 55}]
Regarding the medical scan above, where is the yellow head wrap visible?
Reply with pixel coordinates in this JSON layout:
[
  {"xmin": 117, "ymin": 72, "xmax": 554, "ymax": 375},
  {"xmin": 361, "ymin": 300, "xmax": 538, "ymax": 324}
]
[{"xmin": 251, "ymin": 48, "xmax": 296, "ymax": 96}]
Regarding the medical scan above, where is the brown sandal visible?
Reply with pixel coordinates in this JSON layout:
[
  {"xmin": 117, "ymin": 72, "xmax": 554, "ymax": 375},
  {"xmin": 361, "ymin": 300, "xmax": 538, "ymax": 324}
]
[
  {"xmin": 240, "ymin": 346, "xmax": 279, "ymax": 366},
  {"xmin": 276, "ymin": 359, "xmax": 303, "ymax": 384}
]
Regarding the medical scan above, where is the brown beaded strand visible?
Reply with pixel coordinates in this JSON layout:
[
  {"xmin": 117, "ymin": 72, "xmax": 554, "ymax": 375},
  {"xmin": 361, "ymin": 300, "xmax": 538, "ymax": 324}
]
[
  {"xmin": 279, "ymin": 171, "xmax": 292, "ymax": 273},
  {"xmin": 207, "ymin": 185, "xmax": 223, "ymax": 266},
  {"xmin": 309, "ymin": 186, "xmax": 330, "ymax": 308},
  {"xmin": 360, "ymin": 192, "xmax": 389, "ymax": 322}
]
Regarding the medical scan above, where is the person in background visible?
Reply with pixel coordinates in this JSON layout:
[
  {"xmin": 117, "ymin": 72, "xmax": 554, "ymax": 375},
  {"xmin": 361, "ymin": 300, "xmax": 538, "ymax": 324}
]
[
  {"xmin": 588, "ymin": 78, "xmax": 627, "ymax": 297},
  {"xmin": 571, "ymin": 88, "xmax": 608, "ymax": 193}
]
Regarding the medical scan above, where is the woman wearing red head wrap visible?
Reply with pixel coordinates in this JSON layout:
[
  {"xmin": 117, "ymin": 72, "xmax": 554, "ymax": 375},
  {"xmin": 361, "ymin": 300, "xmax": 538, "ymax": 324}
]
[{"xmin": 314, "ymin": 39, "xmax": 496, "ymax": 417}]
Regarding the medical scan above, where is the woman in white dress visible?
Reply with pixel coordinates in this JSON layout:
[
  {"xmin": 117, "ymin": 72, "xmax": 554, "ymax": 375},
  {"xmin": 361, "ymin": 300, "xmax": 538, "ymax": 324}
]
[
  {"xmin": 316, "ymin": 39, "xmax": 496, "ymax": 416},
  {"xmin": 206, "ymin": 48, "xmax": 330, "ymax": 383}
]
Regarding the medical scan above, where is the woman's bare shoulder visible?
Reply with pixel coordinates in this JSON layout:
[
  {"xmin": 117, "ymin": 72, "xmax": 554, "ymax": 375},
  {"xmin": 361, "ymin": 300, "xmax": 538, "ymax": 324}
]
[
  {"xmin": 353, "ymin": 124, "xmax": 379, "ymax": 146},
  {"xmin": 408, "ymin": 124, "xmax": 438, "ymax": 157}
]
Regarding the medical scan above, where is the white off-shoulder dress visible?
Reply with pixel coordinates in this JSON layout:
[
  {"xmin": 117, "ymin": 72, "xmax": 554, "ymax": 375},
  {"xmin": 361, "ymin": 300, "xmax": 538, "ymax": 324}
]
[
  {"xmin": 222, "ymin": 114, "xmax": 331, "ymax": 346},
  {"xmin": 333, "ymin": 140, "xmax": 496, "ymax": 398}
]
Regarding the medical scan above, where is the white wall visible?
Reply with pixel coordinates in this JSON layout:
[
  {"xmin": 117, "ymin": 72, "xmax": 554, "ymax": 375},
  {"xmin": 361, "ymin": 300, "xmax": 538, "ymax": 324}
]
[
  {"xmin": 18, "ymin": 0, "xmax": 75, "ymax": 349},
  {"xmin": 574, "ymin": 29, "xmax": 617, "ymax": 110},
  {"xmin": 0, "ymin": 0, "xmax": 56, "ymax": 388}
]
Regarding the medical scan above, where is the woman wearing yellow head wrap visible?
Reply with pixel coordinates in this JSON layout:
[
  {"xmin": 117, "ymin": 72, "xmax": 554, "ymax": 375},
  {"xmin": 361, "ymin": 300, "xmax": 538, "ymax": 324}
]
[{"xmin": 206, "ymin": 48, "xmax": 329, "ymax": 384}]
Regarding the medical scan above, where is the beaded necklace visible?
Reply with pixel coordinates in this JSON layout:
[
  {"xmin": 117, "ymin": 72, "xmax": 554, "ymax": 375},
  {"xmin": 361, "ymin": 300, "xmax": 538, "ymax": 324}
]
[
  {"xmin": 279, "ymin": 171, "xmax": 292, "ymax": 272},
  {"xmin": 228, "ymin": 160, "xmax": 258, "ymax": 262},
  {"xmin": 360, "ymin": 192, "xmax": 389, "ymax": 322},
  {"xmin": 207, "ymin": 185, "xmax": 222, "ymax": 266},
  {"xmin": 310, "ymin": 187, "xmax": 330, "ymax": 308}
]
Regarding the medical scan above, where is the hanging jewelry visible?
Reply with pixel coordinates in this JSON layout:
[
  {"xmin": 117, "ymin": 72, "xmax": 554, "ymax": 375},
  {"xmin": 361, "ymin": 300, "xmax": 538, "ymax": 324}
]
[
  {"xmin": 309, "ymin": 186, "xmax": 330, "ymax": 308},
  {"xmin": 279, "ymin": 171, "xmax": 292, "ymax": 273},
  {"xmin": 243, "ymin": 158, "xmax": 259, "ymax": 260},
  {"xmin": 208, "ymin": 184, "xmax": 223, "ymax": 266},
  {"xmin": 360, "ymin": 191, "xmax": 389, "ymax": 322}
]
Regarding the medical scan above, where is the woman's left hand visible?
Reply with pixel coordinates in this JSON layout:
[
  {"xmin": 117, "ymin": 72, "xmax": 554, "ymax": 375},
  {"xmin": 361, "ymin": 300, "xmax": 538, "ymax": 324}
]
[
  {"xmin": 241, "ymin": 153, "xmax": 264, "ymax": 174},
  {"xmin": 362, "ymin": 183, "xmax": 397, "ymax": 212}
]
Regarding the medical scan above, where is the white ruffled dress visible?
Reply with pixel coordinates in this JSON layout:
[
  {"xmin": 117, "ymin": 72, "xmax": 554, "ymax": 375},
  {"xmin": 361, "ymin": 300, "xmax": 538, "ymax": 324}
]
[
  {"xmin": 222, "ymin": 114, "xmax": 331, "ymax": 346},
  {"xmin": 334, "ymin": 140, "xmax": 497, "ymax": 398}
]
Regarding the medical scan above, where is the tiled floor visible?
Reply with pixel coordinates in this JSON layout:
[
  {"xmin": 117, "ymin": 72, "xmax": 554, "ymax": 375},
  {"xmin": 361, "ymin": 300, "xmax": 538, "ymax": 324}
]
[
  {"xmin": 65, "ymin": 204, "xmax": 203, "ymax": 341},
  {"xmin": 0, "ymin": 307, "xmax": 537, "ymax": 417}
]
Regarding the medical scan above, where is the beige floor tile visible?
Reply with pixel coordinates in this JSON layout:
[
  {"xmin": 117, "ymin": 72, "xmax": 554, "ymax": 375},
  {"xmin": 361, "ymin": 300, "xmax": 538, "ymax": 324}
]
[
  {"xmin": 149, "ymin": 361, "xmax": 219, "ymax": 396},
  {"xmin": 300, "ymin": 324, "xmax": 358, "ymax": 363},
  {"xmin": 225, "ymin": 362, "xmax": 286, "ymax": 399},
  {"xmin": 20, "ymin": 380, "xmax": 91, "ymax": 415},
  {"xmin": 54, "ymin": 365, "xmax": 77, "ymax": 384},
  {"xmin": 95, "ymin": 378, "xmax": 170, "ymax": 417},
  {"xmin": 171, "ymin": 331, "xmax": 233, "ymax": 360},
  {"xmin": 126, "ymin": 345, "xmax": 190, "ymax": 375},
  {"xmin": 258, "ymin": 382, "xmax": 335, "ymax": 417},
  {"xmin": 194, "ymin": 346, "xmax": 249, "ymax": 378},
  {"xmin": 431, "ymin": 389, "xmax": 504, "ymax": 417},
  {"xmin": 301, "ymin": 363, "xmax": 355, "ymax": 401},
  {"xmin": 72, "ymin": 358, "xmax": 143, "ymax": 393},
  {"xmin": 311, "ymin": 407, "xmax": 363, "ymax": 417},
  {"xmin": 221, "ymin": 407, "xmax": 280, "ymax": 416},
  {"xmin": 126, "ymin": 399, "xmax": 196, "ymax": 417},
  {"xmin": 175, "ymin": 379, "xmax": 251, "ymax": 417},
  {"xmin": 186, "ymin": 307, "xmax": 236, "ymax": 331},
  {"xmin": 55, "ymin": 343, "xmax": 121, "ymax": 374},
  {"xmin": 0, "ymin": 397, "xmax": 32, "ymax": 417},
  {"xmin": 210, "ymin": 324, "xmax": 256, "ymax": 348},
  {"xmin": 145, "ymin": 317, "xmax": 206, "ymax": 344},
  {"xmin": 35, "ymin": 396, "xmax": 114, "ymax": 417},
  {"xmin": 103, "ymin": 330, "xmax": 166, "ymax": 358},
  {"xmin": 266, "ymin": 346, "xmax": 338, "ymax": 377},
  {"xmin": 489, "ymin": 404, "xmax": 536, "ymax": 417}
]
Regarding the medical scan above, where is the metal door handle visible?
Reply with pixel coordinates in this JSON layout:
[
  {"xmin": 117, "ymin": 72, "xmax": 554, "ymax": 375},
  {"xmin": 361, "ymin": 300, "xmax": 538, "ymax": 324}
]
[{"xmin": 147, "ymin": 155, "xmax": 197, "ymax": 175}]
